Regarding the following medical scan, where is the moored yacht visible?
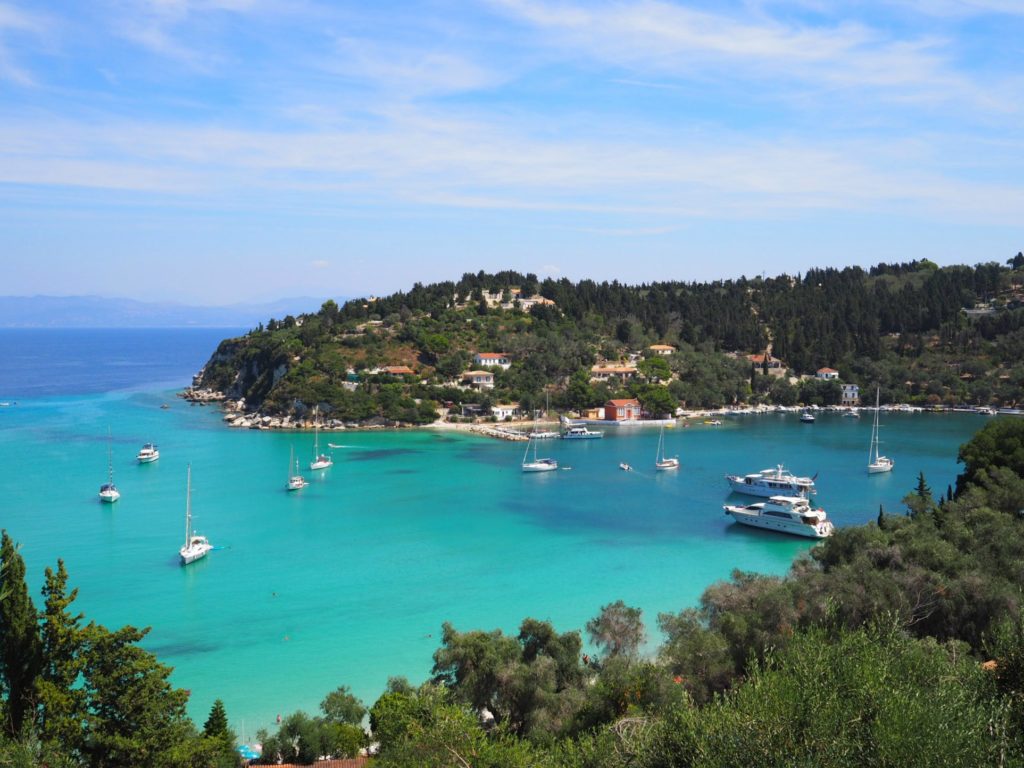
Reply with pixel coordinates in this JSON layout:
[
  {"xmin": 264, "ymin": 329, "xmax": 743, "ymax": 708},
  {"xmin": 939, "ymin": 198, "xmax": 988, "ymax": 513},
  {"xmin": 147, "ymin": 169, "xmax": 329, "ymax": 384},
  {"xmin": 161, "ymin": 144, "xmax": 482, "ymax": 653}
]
[
  {"xmin": 723, "ymin": 495, "xmax": 833, "ymax": 539},
  {"xmin": 99, "ymin": 429, "xmax": 120, "ymax": 503},
  {"xmin": 725, "ymin": 464, "xmax": 816, "ymax": 497},
  {"xmin": 522, "ymin": 435, "xmax": 558, "ymax": 472},
  {"xmin": 799, "ymin": 411, "xmax": 815, "ymax": 423},
  {"xmin": 287, "ymin": 447, "xmax": 308, "ymax": 491},
  {"xmin": 136, "ymin": 443, "xmax": 159, "ymax": 463},
  {"xmin": 310, "ymin": 406, "xmax": 333, "ymax": 470},
  {"xmin": 179, "ymin": 465, "xmax": 213, "ymax": 565},
  {"xmin": 561, "ymin": 425, "xmax": 603, "ymax": 439}
]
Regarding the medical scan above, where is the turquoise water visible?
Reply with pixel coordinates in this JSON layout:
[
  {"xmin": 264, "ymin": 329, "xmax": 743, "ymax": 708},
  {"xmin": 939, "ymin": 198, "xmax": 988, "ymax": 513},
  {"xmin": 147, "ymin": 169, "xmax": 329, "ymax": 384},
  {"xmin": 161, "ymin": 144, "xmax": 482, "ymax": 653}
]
[{"xmin": 0, "ymin": 332, "xmax": 988, "ymax": 739}]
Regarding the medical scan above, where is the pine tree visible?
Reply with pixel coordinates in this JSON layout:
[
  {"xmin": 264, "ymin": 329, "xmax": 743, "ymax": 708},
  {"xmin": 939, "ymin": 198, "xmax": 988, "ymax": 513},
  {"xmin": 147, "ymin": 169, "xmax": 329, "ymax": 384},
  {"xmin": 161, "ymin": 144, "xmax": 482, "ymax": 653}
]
[
  {"xmin": 35, "ymin": 559, "xmax": 87, "ymax": 751},
  {"xmin": 0, "ymin": 531, "xmax": 42, "ymax": 737},
  {"xmin": 203, "ymin": 699, "xmax": 230, "ymax": 740}
]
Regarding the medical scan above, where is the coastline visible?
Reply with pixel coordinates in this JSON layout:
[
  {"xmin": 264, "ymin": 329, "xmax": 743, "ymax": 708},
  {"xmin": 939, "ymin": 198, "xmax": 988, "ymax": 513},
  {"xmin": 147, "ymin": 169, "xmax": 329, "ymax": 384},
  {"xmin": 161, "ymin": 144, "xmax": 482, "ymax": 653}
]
[{"xmin": 180, "ymin": 385, "xmax": 1011, "ymax": 440}]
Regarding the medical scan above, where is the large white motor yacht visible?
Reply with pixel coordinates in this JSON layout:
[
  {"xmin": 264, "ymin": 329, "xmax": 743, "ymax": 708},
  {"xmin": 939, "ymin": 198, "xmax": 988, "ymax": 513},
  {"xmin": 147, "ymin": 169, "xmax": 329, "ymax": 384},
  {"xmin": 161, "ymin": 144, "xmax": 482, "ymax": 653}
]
[
  {"xmin": 723, "ymin": 495, "xmax": 833, "ymax": 539},
  {"xmin": 725, "ymin": 464, "xmax": 816, "ymax": 497}
]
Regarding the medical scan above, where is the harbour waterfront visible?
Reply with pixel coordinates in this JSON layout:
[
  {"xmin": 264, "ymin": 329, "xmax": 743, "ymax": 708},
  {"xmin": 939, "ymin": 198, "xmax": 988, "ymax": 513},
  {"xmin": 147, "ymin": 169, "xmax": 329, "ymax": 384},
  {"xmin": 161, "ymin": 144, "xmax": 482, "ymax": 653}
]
[{"xmin": 0, "ymin": 329, "xmax": 989, "ymax": 737}]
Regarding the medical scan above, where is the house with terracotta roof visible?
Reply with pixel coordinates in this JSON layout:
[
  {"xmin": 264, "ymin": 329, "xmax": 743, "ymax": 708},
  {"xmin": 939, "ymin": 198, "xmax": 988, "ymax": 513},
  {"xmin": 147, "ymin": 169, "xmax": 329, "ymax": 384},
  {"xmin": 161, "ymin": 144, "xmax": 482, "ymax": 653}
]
[
  {"xmin": 816, "ymin": 367, "xmax": 840, "ymax": 380},
  {"xmin": 461, "ymin": 370, "xmax": 495, "ymax": 389},
  {"xmin": 474, "ymin": 352, "xmax": 511, "ymax": 370},
  {"xmin": 748, "ymin": 352, "xmax": 787, "ymax": 378},
  {"xmin": 382, "ymin": 365, "xmax": 415, "ymax": 377},
  {"xmin": 590, "ymin": 364, "xmax": 638, "ymax": 382},
  {"xmin": 604, "ymin": 398, "xmax": 641, "ymax": 421},
  {"xmin": 648, "ymin": 344, "xmax": 676, "ymax": 356}
]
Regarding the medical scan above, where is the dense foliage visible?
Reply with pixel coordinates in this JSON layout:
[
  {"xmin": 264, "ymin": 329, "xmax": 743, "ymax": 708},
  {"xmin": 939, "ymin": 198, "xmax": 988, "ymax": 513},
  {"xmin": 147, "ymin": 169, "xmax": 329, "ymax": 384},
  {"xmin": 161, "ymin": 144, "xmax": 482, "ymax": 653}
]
[{"xmin": 198, "ymin": 255, "xmax": 1024, "ymax": 423}]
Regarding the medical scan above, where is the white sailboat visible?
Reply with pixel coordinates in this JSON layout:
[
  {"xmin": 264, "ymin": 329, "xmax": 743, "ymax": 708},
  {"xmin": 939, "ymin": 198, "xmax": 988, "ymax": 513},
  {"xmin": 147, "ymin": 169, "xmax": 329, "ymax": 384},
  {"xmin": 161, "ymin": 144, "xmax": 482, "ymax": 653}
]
[
  {"xmin": 655, "ymin": 425, "xmax": 679, "ymax": 470},
  {"xmin": 868, "ymin": 387, "xmax": 894, "ymax": 474},
  {"xmin": 179, "ymin": 464, "xmax": 212, "ymax": 565},
  {"xmin": 287, "ymin": 447, "xmax": 308, "ymax": 491},
  {"xmin": 522, "ymin": 434, "xmax": 558, "ymax": 473},
  {"xmin": 310, "ymin": 406, "xmax": 332, "ymax": 470},
  {"xmin": 98, "ymin": 429, "xmax": 120, "ymax": 503}
]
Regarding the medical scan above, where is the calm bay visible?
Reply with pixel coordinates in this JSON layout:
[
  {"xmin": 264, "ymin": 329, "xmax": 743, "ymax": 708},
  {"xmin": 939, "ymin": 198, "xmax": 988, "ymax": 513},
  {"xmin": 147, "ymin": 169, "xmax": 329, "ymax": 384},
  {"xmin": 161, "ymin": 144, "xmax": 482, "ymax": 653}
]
[{"xmin": 0, "ymin": 329, "xmax": 988, "ymax": 739}]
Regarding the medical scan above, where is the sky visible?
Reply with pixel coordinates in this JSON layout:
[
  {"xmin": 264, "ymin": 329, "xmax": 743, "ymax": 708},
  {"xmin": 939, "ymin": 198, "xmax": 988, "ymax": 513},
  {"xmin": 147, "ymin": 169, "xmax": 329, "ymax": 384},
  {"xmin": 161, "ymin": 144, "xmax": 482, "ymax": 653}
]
[{"xmin": 1, "ymin": 0, "xmax": 1023, "ymax": 304}]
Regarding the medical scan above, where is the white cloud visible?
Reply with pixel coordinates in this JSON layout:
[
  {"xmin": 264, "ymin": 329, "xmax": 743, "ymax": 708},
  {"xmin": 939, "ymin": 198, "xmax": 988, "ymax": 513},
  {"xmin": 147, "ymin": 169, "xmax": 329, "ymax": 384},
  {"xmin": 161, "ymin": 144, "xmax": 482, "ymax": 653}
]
[
  {"xmin": 1, "ymin": 110, "xmax": 1021, "ymax": 225},
  {"xmin": 485, "ymin": 0, "xmax": 989, "ymax": 104},
  {"xmin": 311, "ymin": 259, "xmax": 329, "ymax": 269}
]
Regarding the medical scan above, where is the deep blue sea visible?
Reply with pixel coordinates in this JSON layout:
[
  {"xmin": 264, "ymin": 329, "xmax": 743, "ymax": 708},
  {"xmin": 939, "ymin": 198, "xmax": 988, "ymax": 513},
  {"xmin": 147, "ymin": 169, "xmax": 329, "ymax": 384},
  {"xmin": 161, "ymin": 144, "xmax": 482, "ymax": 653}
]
[{"xmin": 0, "ymin": 329, "xmax": 990, "ymax": 742}]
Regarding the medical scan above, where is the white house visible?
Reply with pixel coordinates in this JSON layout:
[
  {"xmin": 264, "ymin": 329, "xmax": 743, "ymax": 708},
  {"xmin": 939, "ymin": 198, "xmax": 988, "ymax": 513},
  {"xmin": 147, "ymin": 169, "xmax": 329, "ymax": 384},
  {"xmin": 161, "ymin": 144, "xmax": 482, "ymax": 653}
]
[
  {"xmin": 648, "ymin": 344, "xmax": 676, "ymax": 357},
  {"xmin": 816, "ymin": 367, "xmax": 840, "ymax": 380},
  {"xmin": 491, "ymin": 403, "xmax": 519, "ymax": 421},
  {"xmin": 461, "ymin": 370, "xmax": 495, "ymax": 389},
  {"xmin": 474, "ymin": 352, "xmax": 511, "ymax": 370},
  {"xmin": 841, "ymin": 384, "xmax": 860, "ymax": 406}
]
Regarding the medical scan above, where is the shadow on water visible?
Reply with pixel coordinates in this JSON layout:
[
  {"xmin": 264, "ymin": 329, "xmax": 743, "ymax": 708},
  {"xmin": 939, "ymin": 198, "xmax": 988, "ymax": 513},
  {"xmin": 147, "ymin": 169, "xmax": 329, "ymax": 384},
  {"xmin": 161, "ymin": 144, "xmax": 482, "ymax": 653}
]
[
  {"xmin": 147, "ymin": 640, "xmax": 221, "ymax": 658},
  {"xmin": 348, "ymin": 448, "xmax": 421, "ymax": 462}
]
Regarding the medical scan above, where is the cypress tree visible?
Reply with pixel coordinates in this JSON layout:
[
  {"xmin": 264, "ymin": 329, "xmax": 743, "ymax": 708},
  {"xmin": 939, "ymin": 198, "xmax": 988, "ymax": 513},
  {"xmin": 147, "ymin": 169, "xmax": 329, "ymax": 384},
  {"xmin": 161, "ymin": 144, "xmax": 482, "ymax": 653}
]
[
  {"xmin": 36, "ymin": 560, "xmax": 87, "ymax": 751},
  {"xmin": 0, "ymin": 531, "xmax": 42, "ymax": 737}
]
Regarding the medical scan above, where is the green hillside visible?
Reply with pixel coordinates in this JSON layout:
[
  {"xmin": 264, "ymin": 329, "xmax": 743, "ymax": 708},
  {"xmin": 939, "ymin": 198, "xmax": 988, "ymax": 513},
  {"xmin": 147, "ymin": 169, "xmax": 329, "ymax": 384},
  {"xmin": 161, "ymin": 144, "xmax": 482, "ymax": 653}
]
[{"xmin": 195, "ymin": 255, "xmax": 1024, "ymax": 424}]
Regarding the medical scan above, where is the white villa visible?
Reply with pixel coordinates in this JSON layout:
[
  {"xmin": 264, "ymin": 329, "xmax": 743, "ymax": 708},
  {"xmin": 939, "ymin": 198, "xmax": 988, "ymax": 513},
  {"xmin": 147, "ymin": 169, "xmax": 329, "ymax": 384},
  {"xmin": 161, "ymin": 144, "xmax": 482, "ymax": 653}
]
[
  {"xmin": 461, "ymin": 370, "xmax": 495, "ymax": 389},
  {"xmin": 841, "ymin": 384, "xmax": 860, "ymax": 406},
  {"xmin": 474, "ymin": 352, "xmax": 511, "ymax": 370}
]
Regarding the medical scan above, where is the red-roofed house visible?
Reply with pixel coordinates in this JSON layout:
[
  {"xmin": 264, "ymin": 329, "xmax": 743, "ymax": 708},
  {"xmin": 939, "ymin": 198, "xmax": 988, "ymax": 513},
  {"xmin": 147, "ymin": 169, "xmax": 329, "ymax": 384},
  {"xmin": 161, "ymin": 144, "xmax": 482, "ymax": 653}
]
[
  {"xmin": 474, "ymin": 352, "xmax": 511, "ymax": 370},
  {"xmin": 747, "ymin": 352, "xmax": 786, "ymax": 378},
  {"xmin": 604, "ymin": 398, "xmax": 641, "ymax": 422},
  {"xmin": 648, "ymin": 344, "xmax": 676, "ymax": 356},
  {"xmin": 591, "ymin": 364, "xmax": 638, "ymax": 382},
  {"xmin": 816, "ymin": 367, "xmax": 839, "ymax": 380},
  {"xmin": 382, "ymin": 365, "xmax": 415, "ymax": 376}
]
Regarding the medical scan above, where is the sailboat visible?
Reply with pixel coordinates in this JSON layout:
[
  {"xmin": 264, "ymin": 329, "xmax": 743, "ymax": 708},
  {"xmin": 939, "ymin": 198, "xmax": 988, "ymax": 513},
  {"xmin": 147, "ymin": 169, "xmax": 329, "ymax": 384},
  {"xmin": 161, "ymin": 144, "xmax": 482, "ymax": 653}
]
[
  {"xmin": 868, "ymin": 387, "xmax": 894, "ymax": 474},
  {"xmin": 310, "ymin": 406, "xmax": 333, "ymax": 470},
  {"xmin": 179, "ymin": 464, "xmax": 212, "ymax": 565},
  {"xmin": 98, "ymin": 429, "xmax": 120, "ymax": 503},
  {"xmin": 287, "ymin": 447, "xmax": 308, "ymax": 491},
  {"xmin": 522, "ymin": 434, "xmax": 558, "ymax": 472},
  {"xmin": 655, "ymin": 425, "xmax": 679, "ymax": 470}
]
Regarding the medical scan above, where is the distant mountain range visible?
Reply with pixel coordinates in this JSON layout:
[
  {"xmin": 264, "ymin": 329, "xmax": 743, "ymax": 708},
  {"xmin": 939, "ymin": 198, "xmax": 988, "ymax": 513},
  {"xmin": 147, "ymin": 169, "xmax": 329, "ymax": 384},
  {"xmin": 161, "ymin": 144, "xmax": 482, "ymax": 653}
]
[{"xmin": 0, "ymin": 295, "xmax": 339, "ymax": 328}]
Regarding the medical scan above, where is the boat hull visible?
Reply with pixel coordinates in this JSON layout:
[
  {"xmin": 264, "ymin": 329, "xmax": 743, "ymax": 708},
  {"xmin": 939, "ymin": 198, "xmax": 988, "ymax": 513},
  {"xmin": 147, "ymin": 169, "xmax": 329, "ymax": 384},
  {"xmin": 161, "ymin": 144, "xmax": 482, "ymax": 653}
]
[
  {"xmin": 724, "ymin": 508, "xmax": 832, "ymax": 539},
  {"xmin": 522, "ymin": 462, "xmax": 558, "ymax": 472},
  {"xmin": 98, "ymin": 489, "xmax": 120, "ymax": 503},
  {"xmin": 180, "ymin": 548, "xmax": 209, "ymax": 569},
  {"xmin": 655, "ymin": 459, "xmax": 679, "ymax": 470},
  {"xmin": 868, "ymin": 458, "xmax": 894, "ymax": 474},
  {"xmin": 726, "ymin": 477, "xmax": 815, "ymax": 497},
  {"xmin": 310, "ymin": 459, "xmax": 333, "ymax": 470}
]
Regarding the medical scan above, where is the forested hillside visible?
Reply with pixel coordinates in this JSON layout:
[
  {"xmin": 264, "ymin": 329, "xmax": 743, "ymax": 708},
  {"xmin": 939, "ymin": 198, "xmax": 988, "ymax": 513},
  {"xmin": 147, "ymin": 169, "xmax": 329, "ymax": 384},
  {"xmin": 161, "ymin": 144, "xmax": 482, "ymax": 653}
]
[{"xmin": 195, "ymin": 254, "xmax": 1024, "ymax": 423}]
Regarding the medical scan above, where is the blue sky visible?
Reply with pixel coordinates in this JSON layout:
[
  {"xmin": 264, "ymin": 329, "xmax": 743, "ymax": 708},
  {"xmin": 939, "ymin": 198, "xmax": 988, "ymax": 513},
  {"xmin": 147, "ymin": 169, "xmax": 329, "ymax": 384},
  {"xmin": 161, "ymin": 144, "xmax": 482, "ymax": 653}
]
[{"xmin": 1, "ymin": 0, "xmax": 1022, "ymax": 304}]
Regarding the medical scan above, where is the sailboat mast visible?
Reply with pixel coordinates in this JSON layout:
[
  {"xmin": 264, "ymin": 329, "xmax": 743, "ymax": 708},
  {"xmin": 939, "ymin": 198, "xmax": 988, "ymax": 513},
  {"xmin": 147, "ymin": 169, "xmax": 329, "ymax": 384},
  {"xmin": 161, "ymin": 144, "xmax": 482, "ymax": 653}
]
[
  {"xmin": 107, "ymin": 429, "xmax": 114, "ymax": 484},
  {"xmin": 184, "ymin": 464, "xmax": 192, "ymax": 546}
]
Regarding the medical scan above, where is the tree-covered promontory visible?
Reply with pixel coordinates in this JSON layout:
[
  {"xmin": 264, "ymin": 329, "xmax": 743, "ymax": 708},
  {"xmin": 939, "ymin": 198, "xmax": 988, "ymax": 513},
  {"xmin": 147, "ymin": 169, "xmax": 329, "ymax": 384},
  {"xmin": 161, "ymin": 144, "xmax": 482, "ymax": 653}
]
[{"xmin": 194, "ymin": 255, "xmax": 1024, "ymax": 423}]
